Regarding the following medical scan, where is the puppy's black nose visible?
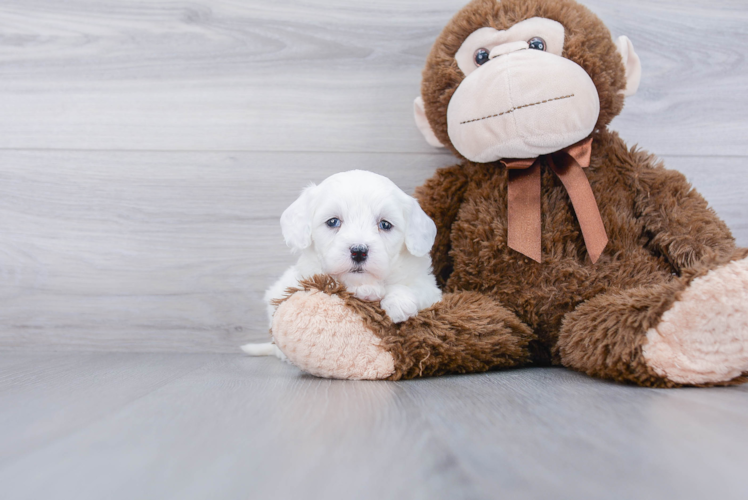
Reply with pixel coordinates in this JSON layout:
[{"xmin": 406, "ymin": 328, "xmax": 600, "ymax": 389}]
[{"xmin": 350, "ymin": 245, "xmax": 368, "ymax": 263}]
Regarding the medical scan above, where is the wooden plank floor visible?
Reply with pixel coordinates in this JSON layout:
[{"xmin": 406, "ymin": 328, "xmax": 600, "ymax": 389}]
[{"xmin": 1, "ymin": 353, "xmax": 748, "ymax": 500}]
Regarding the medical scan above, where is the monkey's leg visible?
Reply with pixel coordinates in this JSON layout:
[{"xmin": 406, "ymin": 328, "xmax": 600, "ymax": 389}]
[
  {"xmin": 270, "ymin": 276, "xmax": 535, "ymax": 380},
  {"xmin": 557, "ymin": 254, "xmax": 748, "ymax": 387}
]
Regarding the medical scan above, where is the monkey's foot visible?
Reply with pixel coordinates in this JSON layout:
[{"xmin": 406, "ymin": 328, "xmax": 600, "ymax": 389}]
[
  {"xmin": 644, "ymin": 257, "xmax": 748, "ymax": 385},
  {"xmin": 271, "ymin": 281, "xmax": 395, "ymax": 380}
]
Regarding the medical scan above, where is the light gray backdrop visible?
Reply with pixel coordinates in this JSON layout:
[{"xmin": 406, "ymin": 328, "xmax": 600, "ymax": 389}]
[{"xmin": 1, "ymin": 0, "xmax": 746, "ymax": 352}]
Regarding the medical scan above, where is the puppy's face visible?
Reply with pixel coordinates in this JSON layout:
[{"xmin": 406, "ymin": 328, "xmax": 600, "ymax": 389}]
[
  {"xmin": 310, "ymin": 187, "xmax": 405, "ymax": 286},
  {"xmin": 280, "ymin": 170, "xmax": 436, "ymax": 287}
]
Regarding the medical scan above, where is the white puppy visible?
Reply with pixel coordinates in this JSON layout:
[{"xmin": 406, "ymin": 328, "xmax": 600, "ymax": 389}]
[{"xmin": 241, "ymin": 170, "xmax": 442, "ymax": 358}]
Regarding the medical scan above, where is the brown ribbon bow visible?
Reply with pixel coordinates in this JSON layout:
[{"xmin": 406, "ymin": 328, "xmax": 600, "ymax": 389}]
[{"xmin": 500, "ymin": 137, "xmax": 608, "ymax": 263}]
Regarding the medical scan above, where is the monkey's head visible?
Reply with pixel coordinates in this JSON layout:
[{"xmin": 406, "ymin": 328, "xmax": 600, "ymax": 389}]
[{"xmin": 414, "ymin": 0, "xmax": 641, "ymax": 162}]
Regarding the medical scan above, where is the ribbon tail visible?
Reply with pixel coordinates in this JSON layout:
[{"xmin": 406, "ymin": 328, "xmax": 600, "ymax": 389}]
[
  {"xmin": 507, "ymin": 159, "xmax": 542, "ymax": 263},
  {"xmin": 549, "ymin": 153, "xmax": 608, "ymax": 263}
]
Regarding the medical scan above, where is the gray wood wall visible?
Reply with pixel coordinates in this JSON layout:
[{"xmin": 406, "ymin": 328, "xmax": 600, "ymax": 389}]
[{"xmin": 1, "ymin": 0, "xmax": 746, "ymax": 353}]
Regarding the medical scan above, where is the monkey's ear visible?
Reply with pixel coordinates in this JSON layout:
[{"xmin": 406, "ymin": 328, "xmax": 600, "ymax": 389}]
[
  {"xmin": 413, "ymin": 96, "xmax": 445, "ymax": 148},
  {"xmin": 616, "ymin": 36, "xmax": 641, "ymax": 97},
  {"xmin": 280, "ymin": 184, "xmax": 317, "ymax": 251},
  {"xmin": 404, "ymin": 197, "xmax": 437, "ymax": 258}
]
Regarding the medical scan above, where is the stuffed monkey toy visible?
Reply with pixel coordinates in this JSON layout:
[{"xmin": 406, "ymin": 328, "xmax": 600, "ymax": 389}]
[{"xmin": 268, "ymin": 0, "xmax": 748, "ymax": 387}]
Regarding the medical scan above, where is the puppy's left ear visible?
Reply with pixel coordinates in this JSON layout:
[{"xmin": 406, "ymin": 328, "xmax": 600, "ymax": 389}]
[
  {"xmin": 280, "ymin": 184, "xmax": 317, "ymax": 251},
  {"xmin": 405, "ymin": 197, "xmax": 437, "ymax": 257}
]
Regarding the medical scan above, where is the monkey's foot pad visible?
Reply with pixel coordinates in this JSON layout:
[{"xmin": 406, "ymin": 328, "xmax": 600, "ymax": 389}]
[
  {"xmin": 272, "ymin": 289, "xmax": 395, "ymax": 380},
  {"xmin": 645, "ymin": 256, "xmax": 748, "ymax": 385}
]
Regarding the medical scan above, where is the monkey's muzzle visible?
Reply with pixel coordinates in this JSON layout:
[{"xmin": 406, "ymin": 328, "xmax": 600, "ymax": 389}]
[{"xmin": 447, "ymin": 50, "xmax": 600, "ymax": 163}]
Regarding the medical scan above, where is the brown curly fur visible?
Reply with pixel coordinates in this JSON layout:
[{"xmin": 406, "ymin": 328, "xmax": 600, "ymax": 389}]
[{"xmin": 411, "ymin": 125, "xmax": 747, "ymax": 385}]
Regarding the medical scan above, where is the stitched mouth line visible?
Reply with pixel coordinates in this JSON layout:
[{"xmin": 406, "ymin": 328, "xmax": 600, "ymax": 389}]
[{"xmin": 459, "ymin": 94, "xmax": 575, "ymax": 125}]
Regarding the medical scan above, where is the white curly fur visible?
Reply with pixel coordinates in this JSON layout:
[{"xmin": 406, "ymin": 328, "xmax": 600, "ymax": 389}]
[{"xmin": 241, "ymin": 170, "xmax": 442, "ymax": 359}]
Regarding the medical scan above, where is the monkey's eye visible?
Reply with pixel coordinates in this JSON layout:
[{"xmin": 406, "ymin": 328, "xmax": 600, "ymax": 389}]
[
  {"xmin": 326, "ymin": 218, "xmax": 341, "ymax": 228},
  {"xmin": 378, "ymin": 220, "xmax": 393, "ymax": 231},
  {"xmin": 473, "ymin": 48, "xmax": 490, "ymax": 66},
  {"xmin": 528, "ymin": 37, "xmax": 546, "ymax": 51}
]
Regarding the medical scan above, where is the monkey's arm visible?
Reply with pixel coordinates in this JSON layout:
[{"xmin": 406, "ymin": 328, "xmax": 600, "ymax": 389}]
[
  {"xmin": 632, "ymin": 156, "xmax": 739, "ymax": 272},
  {"xmin": 414, "ymin": 163, "xmax": 470, "ymax": 287}
]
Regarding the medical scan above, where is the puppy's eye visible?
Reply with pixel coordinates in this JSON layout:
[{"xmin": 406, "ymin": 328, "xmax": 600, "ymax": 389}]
[
  {"xmin": 378, "ymin": 220, "xmax": 393, "ymax": 231},
  {"xmin": 325, "ymin": 218, "xmax": 341, "ymax": 228},
  {"xmin": 473, "ymin": 48, "xmax": 490, "ymax": 66},
  {"xmin": 528, "ymin": 37, "xmax": 546, "ymax": 51}
]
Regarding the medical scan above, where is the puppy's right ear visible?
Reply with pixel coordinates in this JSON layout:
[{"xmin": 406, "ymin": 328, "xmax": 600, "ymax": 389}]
[{"xmin": 280, "ymin": 184, "xmax": 316, "ymax": 251}]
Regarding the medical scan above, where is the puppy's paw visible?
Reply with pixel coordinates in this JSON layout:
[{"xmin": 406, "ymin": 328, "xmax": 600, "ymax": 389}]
[
  {"xmin": 381, "ymin": 289, "xmax": 419, "ymax": 324},
  {"xmin": 352, "ymin": 284, "xmax": 386, "ymax": 302}
]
